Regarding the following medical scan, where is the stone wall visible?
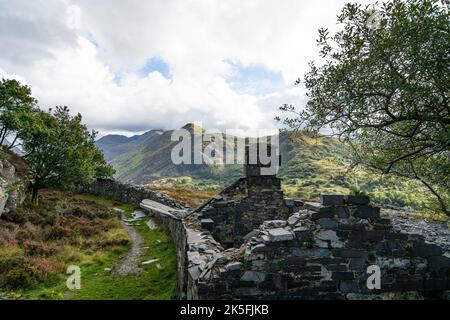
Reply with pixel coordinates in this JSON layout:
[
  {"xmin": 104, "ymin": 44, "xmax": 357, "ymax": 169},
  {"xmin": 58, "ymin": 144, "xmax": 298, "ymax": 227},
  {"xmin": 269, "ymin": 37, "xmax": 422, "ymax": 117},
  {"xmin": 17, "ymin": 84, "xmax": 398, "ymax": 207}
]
[
  {"xmin": 197, "ymin": 176, "xmax": 302, "ymax": 248},
  {"xmin": 78, "ymin": 178, "xmax": 187, "ymax": 209},
  {"xmin": 187, "ymin": 195, "xmax": 450, "ymax": 300}
]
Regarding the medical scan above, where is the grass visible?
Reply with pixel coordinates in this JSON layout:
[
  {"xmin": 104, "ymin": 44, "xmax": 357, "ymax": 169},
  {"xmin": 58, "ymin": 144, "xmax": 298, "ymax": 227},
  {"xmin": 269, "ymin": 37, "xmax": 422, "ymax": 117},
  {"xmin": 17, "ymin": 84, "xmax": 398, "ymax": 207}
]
[{"xmin": 0, "ymin": 190, "xmax": 178, "ymax": 300}]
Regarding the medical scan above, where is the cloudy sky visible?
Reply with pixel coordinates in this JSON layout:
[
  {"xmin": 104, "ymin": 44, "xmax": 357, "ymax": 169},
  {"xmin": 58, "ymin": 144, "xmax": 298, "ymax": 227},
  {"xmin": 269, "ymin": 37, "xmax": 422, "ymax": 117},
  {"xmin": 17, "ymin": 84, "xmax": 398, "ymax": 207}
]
[{"xmin": 0, "ymin": 0, "xmax": 374, "ymax": 137}]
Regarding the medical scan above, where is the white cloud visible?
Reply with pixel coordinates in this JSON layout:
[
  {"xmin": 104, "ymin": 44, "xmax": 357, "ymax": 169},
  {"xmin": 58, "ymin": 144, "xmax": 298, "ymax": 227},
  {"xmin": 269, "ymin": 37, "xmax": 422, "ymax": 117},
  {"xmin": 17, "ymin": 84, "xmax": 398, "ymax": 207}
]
[{"xmin": 0, "ymin": 0, "xmax": 376, "ymax": 136}]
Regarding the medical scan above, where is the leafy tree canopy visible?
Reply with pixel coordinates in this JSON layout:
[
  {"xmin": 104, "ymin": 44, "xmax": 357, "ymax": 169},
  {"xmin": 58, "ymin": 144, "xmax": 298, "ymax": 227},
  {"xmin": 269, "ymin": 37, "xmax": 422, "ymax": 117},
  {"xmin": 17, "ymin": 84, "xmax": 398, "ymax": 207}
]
[
  {"xmin": 22, "ymin": 106, "xmax": 115, "ymax": 205},
  {"xmin": 278, "ymin": 0, "xmax": 449, "ymax": 215}
]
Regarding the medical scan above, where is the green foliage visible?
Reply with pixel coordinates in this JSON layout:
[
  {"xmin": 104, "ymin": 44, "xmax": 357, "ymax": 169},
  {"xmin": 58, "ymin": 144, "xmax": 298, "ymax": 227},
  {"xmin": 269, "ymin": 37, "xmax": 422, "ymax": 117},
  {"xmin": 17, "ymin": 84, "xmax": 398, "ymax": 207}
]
[
  {"xmin": 279, "ymin": 0, "xmax": 450, "ymax": 215},
  {"xmin": 0, "ymin": 78, "xmax": 38, "ymax": 149},
  {"xmin": 20, "ymin": 106, "xmax": 115, "ymax": 205}
]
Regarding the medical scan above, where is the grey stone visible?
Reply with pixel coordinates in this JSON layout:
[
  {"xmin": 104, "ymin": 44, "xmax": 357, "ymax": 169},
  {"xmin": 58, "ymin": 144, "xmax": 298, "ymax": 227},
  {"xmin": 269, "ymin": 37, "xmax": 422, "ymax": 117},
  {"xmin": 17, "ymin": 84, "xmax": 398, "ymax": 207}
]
[
  {"xmin": 201, "ymin": 219, "xmax": 215, "ymax": 231},
  {"xmin": 263, "ymin": 220, "xmax": 287, "ymax": 228},
  {"xmin": 428, "ymin": 256, "xmax": 450, "ymax": 269},
  {"xmin": 251, "ymin": 244, "xmax": 268, "ymax": 253},
  {"xmin": 268, "ymin": 228, "xmax": 294, "ymax": 242},
  {"xmin": 336, "ymin": 207, "xmax": 350, "ymax": 218},
  {"xmin": 318, "ymin": 218, "xmax": 338, "ymax": 229},
  {"xmin": 316, "ymin": 230, "xmax": 340, "ymax": 242},
  {"xmin": 352, "ymin": 206, "xmax": 380, "ymax": 219},
  {"xmin": 243, "ymin": 229, "xmax": 260, "ymax": 241},
  {"xmin": 284, "ymin": 198, "xmax": 295, "ymax": 207},
  {"xmin": 287, "ymin": 214, "xmax": 301, "ymax": 226},
  {"xmin": 293, "ymin": 227, "xmax": 312, "ymax": 240},
  {"xmin": 321, "ymin": 195, "xmax": 345, "ymax": 206},
  {"xmin": 241, "ymin": 271, "xmax": 266, "ymax": 284},
  {"xmin": 225, "ymin": 262, "xmax": 243, "ymax": 271},
  {"xmin": 411, "ymin": 242, "xmax": 443, "ymax": 257},
  {"xmin": 345, "ymin": 195, "xmax": 370, "ymax": 205},
  {"xmin": 292, "ymin": 248, "xmax": 331, "ymax": 258}
]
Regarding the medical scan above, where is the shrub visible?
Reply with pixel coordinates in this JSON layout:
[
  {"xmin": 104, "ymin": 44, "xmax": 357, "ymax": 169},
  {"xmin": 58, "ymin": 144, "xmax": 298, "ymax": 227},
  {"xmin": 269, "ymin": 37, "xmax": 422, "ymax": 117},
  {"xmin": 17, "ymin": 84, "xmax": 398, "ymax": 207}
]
[{"xmin": 0, "ymin": 256, "xmax": 37, "ymax": 290}]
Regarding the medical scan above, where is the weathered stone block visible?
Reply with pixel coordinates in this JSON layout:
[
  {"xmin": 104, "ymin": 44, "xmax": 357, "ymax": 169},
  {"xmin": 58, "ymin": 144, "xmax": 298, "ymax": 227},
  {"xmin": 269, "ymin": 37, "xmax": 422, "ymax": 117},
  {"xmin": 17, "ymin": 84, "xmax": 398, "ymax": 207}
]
[
  {"xmin": 225, "ymin": 262, "xmax": 243, "ymax": 271},
  {"xmin": 352, "ymin": 206, "xmax": 380, "ymax": 219},
  {"xmin": 339, "ymin": 281, "xmax": 359, "ymax": 293},
  {"xmin": 428, "ymin": 256, "xmax": 450, "ymax": 270},
  {"xmin": 332, "ymin": 272, "xmax": 355, "ymax": 281},
  {"xmin": 201, "ymin": 219, "xmax": 215, "ymax": 231},
  {"xmin": 268, "ymin": 228, "xmax": 294, "ymax": 242},
  {"xmin": 411, "ymin": 242, "xmax": 443, "ymax": 258},
  {"xmin": 241, "ymin": 271, "xmax": 266, "ymax": 284},
  {"xmin": 336, "ymin": 207, "xmax": 350, "ymax": 218},
  {"xmin": 321, "ymin": 195, "xmax": 345, "ymax": 206},
  {"xmin": 345, "ymin": 195, "xmax": 370, "ymax": 205},
  {"xmin": 293, "ymin": 227, "xmax": 313, "ymax": 240},
  {"xmin": 318, "ymin": 218, "xmax": 338, "ymax": 230}
]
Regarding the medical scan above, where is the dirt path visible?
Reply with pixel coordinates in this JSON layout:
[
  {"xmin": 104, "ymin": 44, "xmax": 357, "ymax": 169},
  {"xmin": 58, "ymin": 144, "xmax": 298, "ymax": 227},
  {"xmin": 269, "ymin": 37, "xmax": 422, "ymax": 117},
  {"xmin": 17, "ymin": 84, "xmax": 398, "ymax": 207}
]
[{"xmin": 113, "ymin": 216, "xmax": 143, "ymax": 276}]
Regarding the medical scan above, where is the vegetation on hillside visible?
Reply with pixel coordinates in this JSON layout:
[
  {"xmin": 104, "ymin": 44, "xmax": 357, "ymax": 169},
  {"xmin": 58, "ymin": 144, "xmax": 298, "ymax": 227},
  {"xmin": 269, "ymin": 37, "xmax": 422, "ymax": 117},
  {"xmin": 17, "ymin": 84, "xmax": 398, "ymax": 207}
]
[
  {"xmin": 278, "ymin": 0, "xmax": 449, "ymax": 216},
  {"xmin": 0, "ymin": 79, "xmax": 114, "ymax": 206},
  {"xmin": 0, "ymin": 190, "xmax": 177, "ymax": 300}
]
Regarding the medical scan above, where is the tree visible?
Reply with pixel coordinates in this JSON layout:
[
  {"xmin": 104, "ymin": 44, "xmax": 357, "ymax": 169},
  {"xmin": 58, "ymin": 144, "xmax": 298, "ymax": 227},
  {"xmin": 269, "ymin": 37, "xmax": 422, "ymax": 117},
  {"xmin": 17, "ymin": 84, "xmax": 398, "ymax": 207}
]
[
  {"xmin": 278, "ymin": 0, "xmax": 449, "ymax": 215},
  {"xmin": 22, "ymin": 106, "xmax": 115, "ymax": 205},
  {"xmin": 0, "ymin": 79, "xmax": 37, "ymax": 150}
]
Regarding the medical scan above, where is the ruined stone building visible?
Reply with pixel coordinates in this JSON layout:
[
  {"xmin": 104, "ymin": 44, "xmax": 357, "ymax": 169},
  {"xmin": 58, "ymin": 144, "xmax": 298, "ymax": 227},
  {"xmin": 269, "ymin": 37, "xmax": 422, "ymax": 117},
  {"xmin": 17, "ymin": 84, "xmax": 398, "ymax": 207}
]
[{"xmin": 86, "ymin": 143, "xmax": 450, "ymax": 300}]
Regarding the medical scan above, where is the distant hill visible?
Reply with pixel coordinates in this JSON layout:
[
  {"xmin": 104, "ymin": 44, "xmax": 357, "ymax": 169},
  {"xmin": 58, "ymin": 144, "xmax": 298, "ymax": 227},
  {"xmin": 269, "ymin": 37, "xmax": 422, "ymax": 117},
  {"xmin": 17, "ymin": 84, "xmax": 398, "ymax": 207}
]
[{"xmin": 97, "ymin": 124, "xmax": 432, "ymax": 211}]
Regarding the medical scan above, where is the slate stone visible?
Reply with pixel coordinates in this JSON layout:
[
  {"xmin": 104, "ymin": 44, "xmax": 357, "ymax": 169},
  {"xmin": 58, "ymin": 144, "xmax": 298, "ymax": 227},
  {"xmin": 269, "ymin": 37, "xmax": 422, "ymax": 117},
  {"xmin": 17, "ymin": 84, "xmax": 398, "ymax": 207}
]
[
  {"xmin": 201, "ymin": 219, "xmax": 215, "ymax": 231},
  {"xmin": 345, "ymin": 195, "xmax": 370, "ymax": 205},
  {"xmin": 339, "ymin": 281, "xmax": 359, "ymax": 293},
  {"xmin": 349, "ymin": 258, "xmax": 366, "ymax": 272},
  {"xmin": 336, "ymin": 207, "xmax": 350, "ymax": 218},
  {"xmin": 225, "ymin": 262, "xmax": 243, "ymax": 271},
  {"xmin": 332, "ymin": 272, "xmax": 355, "ymax": 281},
  {"xmin": 411, "ymin": 242, "xmax": 443, "ymax": 258},
  {"xmin": 268, "ymin": 228, "xmax": 294, "ymax": 242},
  {"xmin": 352, "ymin": 206, "xmax": 380, "ymax": 219},
  {"xmin": 318, "ymin": 218, "xmax": 338, "ymax": 229},
  {"xmin": 321, "ymin": 195, "xmax": 345, "ymax": 206},
  {"xmin": 428, "ymin": 256, "xmax": 450, "ymax": 269},
  {"xmin": 292, "ymin": 248, "xmax": 331, "ymax": 258},
  {"xmin": 241, "ymin": 271, "xmax": 266, "ymax": 284}
]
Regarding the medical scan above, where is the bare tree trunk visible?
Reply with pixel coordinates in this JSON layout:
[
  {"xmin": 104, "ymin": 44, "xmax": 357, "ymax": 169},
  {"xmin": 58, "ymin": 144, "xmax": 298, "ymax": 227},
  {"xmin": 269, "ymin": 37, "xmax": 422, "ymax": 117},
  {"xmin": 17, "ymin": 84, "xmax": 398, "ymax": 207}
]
[{"xmin": 418, "ymin": 177, "xmax": 449, "ymax": 217}]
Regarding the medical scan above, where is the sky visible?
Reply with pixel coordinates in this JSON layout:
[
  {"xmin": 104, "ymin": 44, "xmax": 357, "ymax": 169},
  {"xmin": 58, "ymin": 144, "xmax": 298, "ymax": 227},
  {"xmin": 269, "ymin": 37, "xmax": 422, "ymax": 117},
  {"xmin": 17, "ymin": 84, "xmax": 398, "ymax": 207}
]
[{"xmin": 0, "ymin": 0, "xmax": 375, "ymax": 137}]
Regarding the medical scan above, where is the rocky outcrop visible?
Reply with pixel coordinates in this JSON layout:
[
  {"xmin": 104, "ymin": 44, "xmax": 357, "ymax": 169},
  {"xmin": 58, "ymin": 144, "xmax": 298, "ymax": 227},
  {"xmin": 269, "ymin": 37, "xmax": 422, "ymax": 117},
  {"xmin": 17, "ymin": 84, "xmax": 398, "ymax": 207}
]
[{"xmin": 0, "ymin": 148, "xmax": 29, "ymax": 217}]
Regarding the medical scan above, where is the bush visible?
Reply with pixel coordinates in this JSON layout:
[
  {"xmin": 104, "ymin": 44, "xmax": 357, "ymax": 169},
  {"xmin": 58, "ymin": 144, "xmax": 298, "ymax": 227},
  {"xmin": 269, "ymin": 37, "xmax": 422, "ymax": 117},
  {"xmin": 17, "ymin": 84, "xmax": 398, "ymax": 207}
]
[{"xmin": 0, "ymin": 256, "xmax": 37, "ymax": 290}]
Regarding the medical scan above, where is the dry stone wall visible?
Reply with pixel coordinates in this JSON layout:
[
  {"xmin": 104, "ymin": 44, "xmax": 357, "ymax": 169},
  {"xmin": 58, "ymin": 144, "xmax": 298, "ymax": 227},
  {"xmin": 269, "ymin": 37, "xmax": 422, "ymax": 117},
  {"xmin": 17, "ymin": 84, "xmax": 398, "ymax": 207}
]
[{"xmin": 78, "ymin": 178, "xmax": 187, "ymax": 209}]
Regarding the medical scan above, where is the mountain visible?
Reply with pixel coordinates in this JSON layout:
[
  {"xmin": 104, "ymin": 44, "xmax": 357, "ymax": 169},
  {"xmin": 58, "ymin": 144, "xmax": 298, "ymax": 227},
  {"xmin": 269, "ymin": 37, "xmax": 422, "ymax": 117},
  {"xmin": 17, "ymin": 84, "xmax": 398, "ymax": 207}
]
[{"xmin": 97, "ymin": 124, "xmax": 430, "ymax": 210}]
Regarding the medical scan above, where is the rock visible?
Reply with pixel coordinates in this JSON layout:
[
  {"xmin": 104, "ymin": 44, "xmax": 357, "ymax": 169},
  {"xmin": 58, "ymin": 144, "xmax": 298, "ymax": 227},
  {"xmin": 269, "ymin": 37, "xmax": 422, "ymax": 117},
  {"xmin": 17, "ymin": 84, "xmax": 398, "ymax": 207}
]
[
  {"xmin": 316, "ymin": 230, "xmax": 340, "ymax": 242},
  {"xmin": 142, "ymin": 259, "xmax": 160, "ymax": 265},
  {"xmin": 201, "ymin": 219, "xmax": 215, "ymax": 231},
  {"xmin": 284, "ymin": 198, "xmax": 295, "ymax": 207},
  {"xmin": 131, "ymin": 210, "xmax": 147, "ymax": 220},
  {"xmin": 188, "ymin": 266, "xmax": 201, "ymax": 280},
  {"xmin": 336, "ymin": 207, "xmax": 350, "ymax": 218},
  {"xmin": 287, "ymin": 214, "xmax": 301, "ymax": 226},
  {"xmin": 293, "ymin": 227, "xmax": 312, "ymax": 240},
  {"xmin": 352, "ymin": 206, "xmax": 380, "ymax": 219},
  {"xmin": 318, "ymin": 218, "xmax": 338, "ymax": 230},
  {"xmin": 345, "ymin": 195, "xmax": 370, "ymax": 205},
  {"xmin": 321, "ymin": 195, "xmax": 345, "ymax": 206},
  {"xmin": 263, "ymin": 220, "xmax": 287, "ymax": 228},
  {"xmin": 240, "ymin": 271, "xmax": 266, "ymax": 284},
  {"xmin": 428, "ymin": 256, "xmax": 450, "ymax": 269},
  {"xmin": 251, "ymin": 244, "xmax": 268, "ymax": 253},
  {"xmin": 146, "ymin": 219, "xmax": 158, "ymax": 230},
  {"xmin": 292, "ymin": 248, "xmax": 331, "ymax": 258},
  {"xmin": 268, "ymin": 228, "xmax": 294, "ymax": 242},
  {"xmin": 411, "ymin": 242, "xmax": 443, "ymax": 257},
  {"xmin": 225, "ymin": 262, "xmax": 243, "ymax": 271},
  {"xmin": 243, "ymin": 230, "xmax": 260, "ymax": 242}
]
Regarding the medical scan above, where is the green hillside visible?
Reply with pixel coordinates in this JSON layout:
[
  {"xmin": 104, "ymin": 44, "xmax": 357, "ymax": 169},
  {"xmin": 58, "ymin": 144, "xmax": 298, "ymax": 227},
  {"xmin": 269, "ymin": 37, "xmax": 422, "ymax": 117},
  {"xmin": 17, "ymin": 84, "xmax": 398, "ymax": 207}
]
[{"xmin": 97, "ymin": 125, "xmax": 438, "ymax": 215}]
